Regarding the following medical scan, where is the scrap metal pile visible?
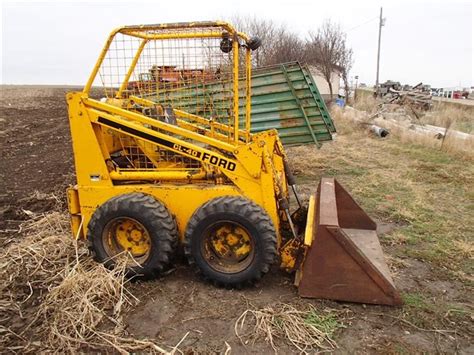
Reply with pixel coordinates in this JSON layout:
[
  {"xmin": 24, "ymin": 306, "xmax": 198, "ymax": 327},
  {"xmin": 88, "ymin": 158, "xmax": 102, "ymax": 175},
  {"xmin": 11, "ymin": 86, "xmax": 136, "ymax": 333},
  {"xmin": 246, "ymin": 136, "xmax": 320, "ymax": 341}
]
[{"xmin": 379, "ymin": 81, "xmax": 432, "ymax": 110}]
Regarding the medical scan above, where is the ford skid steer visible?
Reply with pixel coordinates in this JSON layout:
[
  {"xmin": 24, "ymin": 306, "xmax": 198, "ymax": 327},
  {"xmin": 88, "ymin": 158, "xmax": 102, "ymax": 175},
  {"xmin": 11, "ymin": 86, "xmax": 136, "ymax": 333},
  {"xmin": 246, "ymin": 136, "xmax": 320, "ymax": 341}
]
[{"xmin": 66, "ymin": 21, "xmax": 401, "ymax": 305}]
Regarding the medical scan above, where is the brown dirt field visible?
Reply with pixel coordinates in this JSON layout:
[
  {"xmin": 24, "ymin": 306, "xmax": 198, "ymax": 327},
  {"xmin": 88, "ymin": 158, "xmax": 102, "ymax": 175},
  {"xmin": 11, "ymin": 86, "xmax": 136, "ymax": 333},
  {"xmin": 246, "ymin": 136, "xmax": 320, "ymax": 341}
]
[
  {"xmin": 0, "ymin": 86, "xmax": 472, "ymax": 353},
  {"xmin": 0, "ymin": 86, "xmax": 77, "ymax": 231}
]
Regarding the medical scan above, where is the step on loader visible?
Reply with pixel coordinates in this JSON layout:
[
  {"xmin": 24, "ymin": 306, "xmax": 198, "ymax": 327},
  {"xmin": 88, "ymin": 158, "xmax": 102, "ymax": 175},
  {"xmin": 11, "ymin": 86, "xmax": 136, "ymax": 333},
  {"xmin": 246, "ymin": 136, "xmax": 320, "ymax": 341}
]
[{"xmin": 66, "ymin": 21, "xmax": 401, "ymax": 305}]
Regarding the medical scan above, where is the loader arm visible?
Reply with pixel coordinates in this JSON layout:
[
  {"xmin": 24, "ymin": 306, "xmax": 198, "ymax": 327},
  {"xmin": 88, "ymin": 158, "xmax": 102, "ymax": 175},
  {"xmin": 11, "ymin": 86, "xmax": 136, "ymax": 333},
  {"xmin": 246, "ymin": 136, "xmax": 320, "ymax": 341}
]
[
  {"xmin": 129, "ymin": 95, "xmax": 249, "ymax": 142},
  {"xmin": 81, "ymin": 97, "xmax": 279, "ymax": 187}
]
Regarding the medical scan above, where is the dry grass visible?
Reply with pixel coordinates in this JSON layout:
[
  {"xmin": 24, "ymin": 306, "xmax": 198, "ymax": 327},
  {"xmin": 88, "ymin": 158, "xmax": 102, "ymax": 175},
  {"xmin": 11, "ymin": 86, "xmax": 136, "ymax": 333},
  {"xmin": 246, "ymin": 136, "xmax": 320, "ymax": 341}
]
[
  {"xmin": 288, "ymin": 110, "xmax": 474, "ymax": 279},
  {"xmin": 0, "ymin": 212, "xmax": 74, "ymax": 307},
  {"xmin": 337, "ymin": 97, "xmax": 474, "ymax": 157},
  {"xmin": 353, "ymin": 90, "xmax": 379, "ymax": 112},
  {"xmin": 0, "ymin": 211, "xmax": 185, "ymax": 354},
  {"xmin": 0, "ymin": 212, "xmax": 73, "ymax": 352},
  {"xmin": 288, "ymin": 114, "xmax": 473, "ymax": 337},
  {"xmin": 38, "ymin": 256, "xmax": 138, "ymax": 352},
  {"xmin": 422, "ymin": 104, "xmax": 473, "ymax": 134},
  {"xmin": 235, "ymin": 303, "xmax": 344, "ymax": 353},
  {"xmin": 372, "ymin": 116, "xmax": 474, "ymax": 157}
]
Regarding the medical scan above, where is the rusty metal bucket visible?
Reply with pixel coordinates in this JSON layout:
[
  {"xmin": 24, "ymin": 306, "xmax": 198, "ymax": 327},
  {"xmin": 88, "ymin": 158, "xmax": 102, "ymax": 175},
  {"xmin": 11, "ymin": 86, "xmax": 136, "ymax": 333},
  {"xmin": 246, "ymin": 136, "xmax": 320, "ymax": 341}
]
[{"xmin": 296, "ymin": 178, "xmax": 402, "ymax": 306}]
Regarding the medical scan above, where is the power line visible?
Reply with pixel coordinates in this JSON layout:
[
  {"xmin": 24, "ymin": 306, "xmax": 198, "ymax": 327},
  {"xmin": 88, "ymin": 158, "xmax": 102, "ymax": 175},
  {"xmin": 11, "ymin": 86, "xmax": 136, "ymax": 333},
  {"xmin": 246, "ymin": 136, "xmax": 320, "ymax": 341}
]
[{"xmin": 346, "ymin": 16, "xmax": 379, "ymax": 32}]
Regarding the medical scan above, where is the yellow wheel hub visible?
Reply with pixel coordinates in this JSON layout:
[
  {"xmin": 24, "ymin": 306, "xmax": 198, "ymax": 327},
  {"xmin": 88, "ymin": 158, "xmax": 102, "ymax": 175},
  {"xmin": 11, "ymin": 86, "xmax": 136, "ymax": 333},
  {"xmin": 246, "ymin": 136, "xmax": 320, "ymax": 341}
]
[
  {"xmin": 211, "ymin": 223, "xmax": 252, "ymax": 260},
  {"xmin": 105, "ymin": 218, "xmax": 151, "ymax": 258}
]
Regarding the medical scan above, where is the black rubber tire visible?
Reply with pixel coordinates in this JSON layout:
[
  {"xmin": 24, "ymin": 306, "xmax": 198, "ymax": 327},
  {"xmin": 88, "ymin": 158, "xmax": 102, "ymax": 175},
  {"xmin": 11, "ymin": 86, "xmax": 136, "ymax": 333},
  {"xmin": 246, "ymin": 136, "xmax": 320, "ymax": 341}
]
[
  {"xmin": 87, "ymin": 193, "xmax": 178, "ymax": 278},
  {"xmin": 184, "ymin": 196, "xmax": 277, "ymax": 287}
]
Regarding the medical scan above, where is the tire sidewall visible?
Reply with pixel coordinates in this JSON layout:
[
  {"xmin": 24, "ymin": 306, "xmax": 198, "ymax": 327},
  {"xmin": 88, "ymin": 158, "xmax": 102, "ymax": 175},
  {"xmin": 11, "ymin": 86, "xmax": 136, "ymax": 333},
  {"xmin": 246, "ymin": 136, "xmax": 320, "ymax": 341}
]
[
  {"xmin": 190, "ymin": 210, "xmax": 271, "ymax": 286},
  {"xmin": 88, "ymin": 194, "xmax": 175, "ymax": 277}
]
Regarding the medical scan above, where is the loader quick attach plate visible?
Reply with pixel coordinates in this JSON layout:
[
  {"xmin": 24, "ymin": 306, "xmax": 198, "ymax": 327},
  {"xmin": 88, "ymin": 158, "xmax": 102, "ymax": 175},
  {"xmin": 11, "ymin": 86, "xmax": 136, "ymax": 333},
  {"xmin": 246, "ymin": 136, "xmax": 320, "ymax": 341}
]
[{"xmin": 297, "ymin": 178, "xmax": 402, "ymax": 306}]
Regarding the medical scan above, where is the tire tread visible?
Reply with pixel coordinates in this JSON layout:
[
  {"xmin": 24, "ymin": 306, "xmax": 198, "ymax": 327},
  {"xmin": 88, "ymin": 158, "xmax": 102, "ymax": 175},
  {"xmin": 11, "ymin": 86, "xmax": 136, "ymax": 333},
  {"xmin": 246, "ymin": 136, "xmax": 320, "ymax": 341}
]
[
  {"xmin": 87, "ymin": 193, "xmax": 178, "ymax": 278},
  {"xmin": 184, "ymin": 196, "xmax": 277, "ymax": 287}
]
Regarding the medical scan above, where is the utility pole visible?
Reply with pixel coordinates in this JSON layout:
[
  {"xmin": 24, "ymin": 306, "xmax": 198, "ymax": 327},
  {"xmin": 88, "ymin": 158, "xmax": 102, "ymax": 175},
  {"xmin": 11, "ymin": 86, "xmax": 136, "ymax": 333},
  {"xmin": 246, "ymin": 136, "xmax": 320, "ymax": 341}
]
[{"xmin": 375, "ymin": 7, "xmax": 385, "ymax": 92}]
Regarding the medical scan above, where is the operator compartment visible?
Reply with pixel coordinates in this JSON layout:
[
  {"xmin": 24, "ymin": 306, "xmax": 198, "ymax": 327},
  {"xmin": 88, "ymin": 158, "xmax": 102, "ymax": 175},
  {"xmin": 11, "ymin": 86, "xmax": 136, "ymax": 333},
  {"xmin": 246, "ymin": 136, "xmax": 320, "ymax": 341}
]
[{"xmin": 87, "ymin": 24, "xmax": 252, "ymax": 184}]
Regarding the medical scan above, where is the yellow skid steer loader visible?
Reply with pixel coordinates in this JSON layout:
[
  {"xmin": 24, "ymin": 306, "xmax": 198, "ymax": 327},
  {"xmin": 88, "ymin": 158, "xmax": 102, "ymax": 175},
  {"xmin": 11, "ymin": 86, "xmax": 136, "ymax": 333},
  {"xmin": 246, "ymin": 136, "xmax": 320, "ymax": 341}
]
[{"xmin": 66, "ymin": 21, "xmax": 401, "ymax": 306}]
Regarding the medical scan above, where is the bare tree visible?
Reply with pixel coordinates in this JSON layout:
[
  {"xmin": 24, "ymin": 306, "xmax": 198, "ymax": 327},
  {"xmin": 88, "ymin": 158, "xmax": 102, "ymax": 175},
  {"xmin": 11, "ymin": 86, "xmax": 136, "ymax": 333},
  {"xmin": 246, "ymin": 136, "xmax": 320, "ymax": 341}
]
[
  {"xmin": 265, "ymin": 28, "xmax": 306, "ymax": 65},
  {"xmin": 339, "ymin": 43, "xmax": 353, "ymax": 101},
  {"xmin": 230, "ymin": 16, "xmax": 354, "ymax": 100},
  {"xmin": 306, "ymin": 20, "xmax": 352, "ymax": 99},
  {"xmin": 231, "ymin": 16, "xmax": 277, "ymax": 66},
  {"xmin": 231, "ymin": 16, "xmax": 305, "ymax": 67}
]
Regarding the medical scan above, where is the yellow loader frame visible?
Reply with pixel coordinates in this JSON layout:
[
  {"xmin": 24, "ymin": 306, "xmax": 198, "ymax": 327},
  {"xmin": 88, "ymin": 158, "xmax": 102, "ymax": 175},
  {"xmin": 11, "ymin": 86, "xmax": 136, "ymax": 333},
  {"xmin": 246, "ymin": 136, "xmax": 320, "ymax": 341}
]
[{"xmin": 67, "ymin": 21, "xmax": 297, "ymax": 269}]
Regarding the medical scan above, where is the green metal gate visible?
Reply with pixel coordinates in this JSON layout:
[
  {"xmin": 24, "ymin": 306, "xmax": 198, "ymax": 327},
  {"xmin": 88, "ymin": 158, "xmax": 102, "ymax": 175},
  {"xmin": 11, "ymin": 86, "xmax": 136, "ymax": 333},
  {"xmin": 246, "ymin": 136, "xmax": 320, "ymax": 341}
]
[
  {"xmin": 249, "ymin": 62, "xmax": 335, "ymax": 146},
  {"xmin": 139, "ymin": 61, "xmax": 335, "ymax": 146}
]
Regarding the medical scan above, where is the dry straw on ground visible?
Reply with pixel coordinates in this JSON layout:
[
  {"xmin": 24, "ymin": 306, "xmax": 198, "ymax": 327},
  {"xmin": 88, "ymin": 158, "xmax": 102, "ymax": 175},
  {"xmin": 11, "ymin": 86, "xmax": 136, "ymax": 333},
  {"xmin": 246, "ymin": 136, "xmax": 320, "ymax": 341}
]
[
  {"xmin": 0, "ymin": 210, "xmax": 186, "ymax": 354},
  {"xmin": 235, "ymin": 303, "xmax": 344, "ymax": 353}
]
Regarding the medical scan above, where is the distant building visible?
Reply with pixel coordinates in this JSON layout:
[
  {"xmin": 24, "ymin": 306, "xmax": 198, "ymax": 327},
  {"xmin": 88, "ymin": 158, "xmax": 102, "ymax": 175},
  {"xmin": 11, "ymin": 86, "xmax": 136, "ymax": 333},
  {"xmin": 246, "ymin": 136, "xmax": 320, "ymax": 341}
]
[
  {"xmin": 308, "ymin": 65, "xmax": 342, "ymax": 101},
  {"xmin": 438, "ymin": 86, "xmax": 469, "ymax": 99}
]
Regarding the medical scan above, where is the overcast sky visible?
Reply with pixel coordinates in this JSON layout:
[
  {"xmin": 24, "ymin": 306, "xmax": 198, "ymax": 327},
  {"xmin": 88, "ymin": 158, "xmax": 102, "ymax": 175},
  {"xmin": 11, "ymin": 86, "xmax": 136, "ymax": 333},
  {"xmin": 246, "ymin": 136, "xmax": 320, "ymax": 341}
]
[{"xmin": 1, "ymin": 0, "xmax": 473, "ymax": 88}]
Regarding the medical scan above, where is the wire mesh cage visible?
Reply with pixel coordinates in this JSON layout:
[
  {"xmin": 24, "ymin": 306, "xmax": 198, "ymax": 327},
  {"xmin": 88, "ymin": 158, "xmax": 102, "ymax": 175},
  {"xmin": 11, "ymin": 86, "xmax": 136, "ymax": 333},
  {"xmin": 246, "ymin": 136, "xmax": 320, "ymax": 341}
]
[
  {"xmin": 94, "ymin": 24, "xmax": 246, "ymax": 130},
  {"xmin": 87, "ymin": 22, "xmax": 252, "ymax": 174}
]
